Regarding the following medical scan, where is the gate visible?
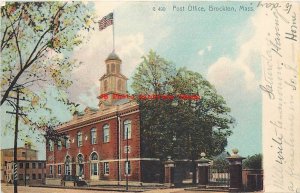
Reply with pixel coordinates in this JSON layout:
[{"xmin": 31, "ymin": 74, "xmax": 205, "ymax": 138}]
[{"xmin": 208, "ymin": 165, "xmax": 230, "ymax": 187}]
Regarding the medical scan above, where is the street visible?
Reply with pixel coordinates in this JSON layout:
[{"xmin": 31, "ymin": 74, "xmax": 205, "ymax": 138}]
[{"xmin": 0, "ymin": 185, "xmax": 232, "ymax": 193}]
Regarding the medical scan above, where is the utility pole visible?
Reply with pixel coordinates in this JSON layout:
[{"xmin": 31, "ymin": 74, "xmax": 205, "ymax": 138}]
[
  {"xmin": 6, "ymin": 87, "xmax": 28, "ymax": 193},
  {"xmin": 24, "ymin": 142, "xmax": 27, "ymax": 186},
  {"xmin": 126, "ymin": 125, "xmax": 129, "ymax": 192}
]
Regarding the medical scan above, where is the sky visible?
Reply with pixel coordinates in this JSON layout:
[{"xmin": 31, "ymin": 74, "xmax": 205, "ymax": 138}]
[{"xmin": 1, "ymin": 1, "xmax": 263, "ymax": 159}]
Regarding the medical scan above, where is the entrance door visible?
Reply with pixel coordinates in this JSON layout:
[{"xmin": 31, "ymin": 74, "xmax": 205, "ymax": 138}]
[{"xmin": 78, "ymin": 164, "xmax": 84, "ymax": 176}]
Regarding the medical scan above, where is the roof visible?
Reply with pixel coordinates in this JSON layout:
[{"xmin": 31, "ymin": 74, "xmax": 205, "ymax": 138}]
[
  {"xmin": 105, "ymin": 51, "xmax": 121, "ymax": 61},
  {"xmin": 111, "ymin": 98, "xmax": 131, "ymax": 106}
]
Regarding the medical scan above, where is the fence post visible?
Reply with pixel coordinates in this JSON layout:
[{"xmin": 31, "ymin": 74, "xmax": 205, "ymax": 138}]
[
  {"xmin": 196, "ymin": 152, "xmax": 211, "ymax": 186},
  {"xmin": 164, "ymin": 156, "xmax": 175, "ymax": 187},
  {"xmin": 226, "ymin": 149, "xmax": 245, "ymax": 192}
]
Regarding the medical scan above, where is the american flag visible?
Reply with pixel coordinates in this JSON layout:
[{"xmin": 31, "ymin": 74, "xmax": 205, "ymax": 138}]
[{"xmin": 99, "ymin": 12, "xmax": 113, "ymax": 31}]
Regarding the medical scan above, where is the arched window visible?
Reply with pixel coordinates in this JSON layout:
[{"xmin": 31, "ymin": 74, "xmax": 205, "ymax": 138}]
[
  {"xmin": 124, "ymin": 120, "xmax": 132, "ymax": 139},
  {"xmin": 77, "ymin": 154, "xmax": 84, "ymax": 176},
  {"xmin": 77, "ymin": 154, "xmax": 84, "ymax": 164},
  {"xmin": 104, "ymin": 80, "xmax": 108, "ymax": 91},
  {"xmin": 91, "ymin": 152, "xmax": 98, "ymax": 160},
  {"xmin": 117, "ymin": 79, "xmax": 122, "ymax": 92},
  {"xmin": 103, "ymin": 124, "xmax": 109, "ymax": 143},
  {"xmin": 65, "ymin": 155, "xmax": 71, "ymax": 175},
  {"xmin": 106, "ymin": 64, "xmax": 109, "ymax": 74},
  {"xmin": 111, "ymin": 63, "xmax": 115, "ymax": 73},
  {"xmin": 91, "ymin": 128, "xmax": 97, "ymax": 144},
  {"xmin": 90, "ymin": 152, "xmax": 98, "ymax": 176},
  {"xmin": 116, "ymin": 63, "xmax": 120, "ymax": 73}
]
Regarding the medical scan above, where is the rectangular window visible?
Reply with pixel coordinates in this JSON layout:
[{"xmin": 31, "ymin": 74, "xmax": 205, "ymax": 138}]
[
  {"xmin": 65, "ymin": 136, "xmax": 70, "ymax": 149},
  {"xmin": 58, "ymin": 165, "xmax": 61, "ymax": 175},
  {"xmin": 91, "ymin": 128, "xmax": 97, "ymax": 144},
  {"xmin": 32, "ymin": 173, "xmax": 36, "ymax": 180},
  {"xmin": 104, "ymin": 162, "xmax": 109, "ymax": 175},
  {"xmin": 19, "ymin": 174, "xmax": 24, "ymax": 180},
  {"xmin": 19, "ymin": 163, "xmax": 23, "ymax": 169},
  {"xmin": 77, "ymin": 132, "xmax": 82, "ymax": 147},
  {"xmin": 91, "ymin": 163, "xmax": 98, "ymax": 176},
  {"xmin": 44, "ymin": 163, "xmax": 46, "ymax": 168},
  {"xmin": 103, "ymin": 125, "xmax": 109, "ymax": 143},
  {"xmin": 50, "ymin": 165, "xmax": 53, "ymax": 175},
  {"xmin": 38, "ymin": 163, "xmax": 42, "ymax": 169},
  {"xmin": 124, "ymin": 120, "xmax": 132, "ymax": 139},
  {"xmin": 25, "ymin": 163, "xmax": 29, "ymax": 169},
  {"xmin": 57, "ymin": 140, "xmax": 62, "ymax": 150},
  {"xmin": 38, "ymin": 174, "xmax": 42, "ymax": 179},
  {"xmin": 32, "ymin": 162, "xmax": 36, "ymax": 169},
  {"xmin": 49, "ymin": 140, "xmax": 54, "ymax": 151},
  {"xmin": 125, "ymin": 161, "xmax": 131, "ymax": 175}
]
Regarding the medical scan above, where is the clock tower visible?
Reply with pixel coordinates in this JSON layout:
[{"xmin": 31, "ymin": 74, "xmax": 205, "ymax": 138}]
[{"xmin": 99, "ymin": 51, "xmax": 128, "ymax": 108}]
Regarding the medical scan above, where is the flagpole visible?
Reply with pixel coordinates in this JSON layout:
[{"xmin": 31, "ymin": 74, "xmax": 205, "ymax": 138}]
[{"xmin": 113, "ymin": 10, "xmax": 115, "ymax": 52}]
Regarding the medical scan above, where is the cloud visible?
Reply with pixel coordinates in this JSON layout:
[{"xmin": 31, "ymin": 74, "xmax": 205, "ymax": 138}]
[
  {"xmin": 198, "ymin": 49, "xmax": 205, "ymax": 56},
  {"xmin": 207, "ymin": 45, "xmax": 212, "ymax": 52},
  {"xmin": 207, "ymin": 10, "xmax": 264, "ymax": 102},
  {"xmin": 198, "ymin": 45, "xmax": 212, "ymax": 57}
]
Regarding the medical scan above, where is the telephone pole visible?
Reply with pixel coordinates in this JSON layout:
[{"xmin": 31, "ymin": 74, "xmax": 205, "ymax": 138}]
[{"xmin": 6, "ymin": 87, "xmax": 28, "ymax": 193}]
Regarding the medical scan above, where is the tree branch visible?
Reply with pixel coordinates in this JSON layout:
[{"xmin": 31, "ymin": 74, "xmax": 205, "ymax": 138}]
[{"xmin": 1, "ymin": 2, "xmax": 68, "ymax": 106}]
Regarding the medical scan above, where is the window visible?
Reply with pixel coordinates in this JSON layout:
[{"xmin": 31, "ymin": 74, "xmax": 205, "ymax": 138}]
[
  {"xmin": 57, "ymin": 140, "xmax": 62, "ymax": 150},
  {"xmin": 44, "ymin": 163, "xmax": 46, "ymax": 168},
  {"xmin": 111, "ymin": 63, "xmax": 115, "ymax": 73},
  {"xmin": 65, "ymin": 135, "xmax": 70, "ymax": 149},
  {"xmin": 49, "ymin": 140, "xmax": 54, "ymax": 151},
  {"xmin": 19, "ymin": 163, "xmax": 23, "ymax": 169},
  {"xmin": 49, "ymin": 165, "xmax": 53, "ymax": 175},
  {"xmin": 25, "ymin": 163, "xmax": 29, "ymax": 169},
  {"xmin": 91, "ymin": 128, "xmax": 97, "ymax": 144},
  {"xmin": 32, "ymin": 163, "xmax": 36, "ymax": 169},
  {"xmin": 90, "ymin": 152, "xmax": 98, "ymax": 176},
  {"xmin": 107, "ymin": 64, "xmax": 110, "ymax": 73},
  {"xmin": 124, "ymin": 120, "xmax": 132, "ymax": 139},
  {"xmin": 103, "ymin": 125, "xmax": 109, "ymax": 143},
  {"xmin": 22, "ymin": 152, "xmax": 26, "ymax": 157},
  {"xmin": 38, "ymin": 163, "xmax": 42, "ymax": 169},
  {"xmin": 117, "ymin": 79, "xmax": 122, "ymax": 91},
  {"xmin": 58, "ymin": 165, "xmax": 61, "ymax": 175},
  {"xmin": 32, "ymin": 174, "xmax": 36, "ymax": 180},
  {"xmin": 104, "ymin": 80, "xmax": 108, "ymax": 91},
  {"xmin": 104, "ymin": 162, "xmax": 109, "ymax": 175},
  {"xmin": 125, "ymin": 161, "xmax": 131, "ymax": 175},
  {"xmin": 77, "ymin": 132, "xmax": 82, "ymax": 147},
  {"xmin": 19, "ymin": 174, "xmax": 24, "ymax": 180},
  {"xmin": 65, "ymin": 156, "xmax": 71, "ymax": 175},
  {"xmin": 38, "ymin": 174, "xmax": 42, "ymax": 179},
  {"xmin": 116, "ymin": 63, "xmax": 120, "ymax": 73}
]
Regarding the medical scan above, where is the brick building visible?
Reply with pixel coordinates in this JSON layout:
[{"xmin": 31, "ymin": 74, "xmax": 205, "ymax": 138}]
[
  {"xmin": 46, "ymin": 52, "xmax": 162, "ymax": 184},
  {"xmin": 0, "ymin": 144, "xmax": 46, "ymax": 185}
]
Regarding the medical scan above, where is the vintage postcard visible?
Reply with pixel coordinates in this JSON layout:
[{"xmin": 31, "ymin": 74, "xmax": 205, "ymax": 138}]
[{"xmin": 0, "ymin": 1, "xmax": 299, "ymax": 193}]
